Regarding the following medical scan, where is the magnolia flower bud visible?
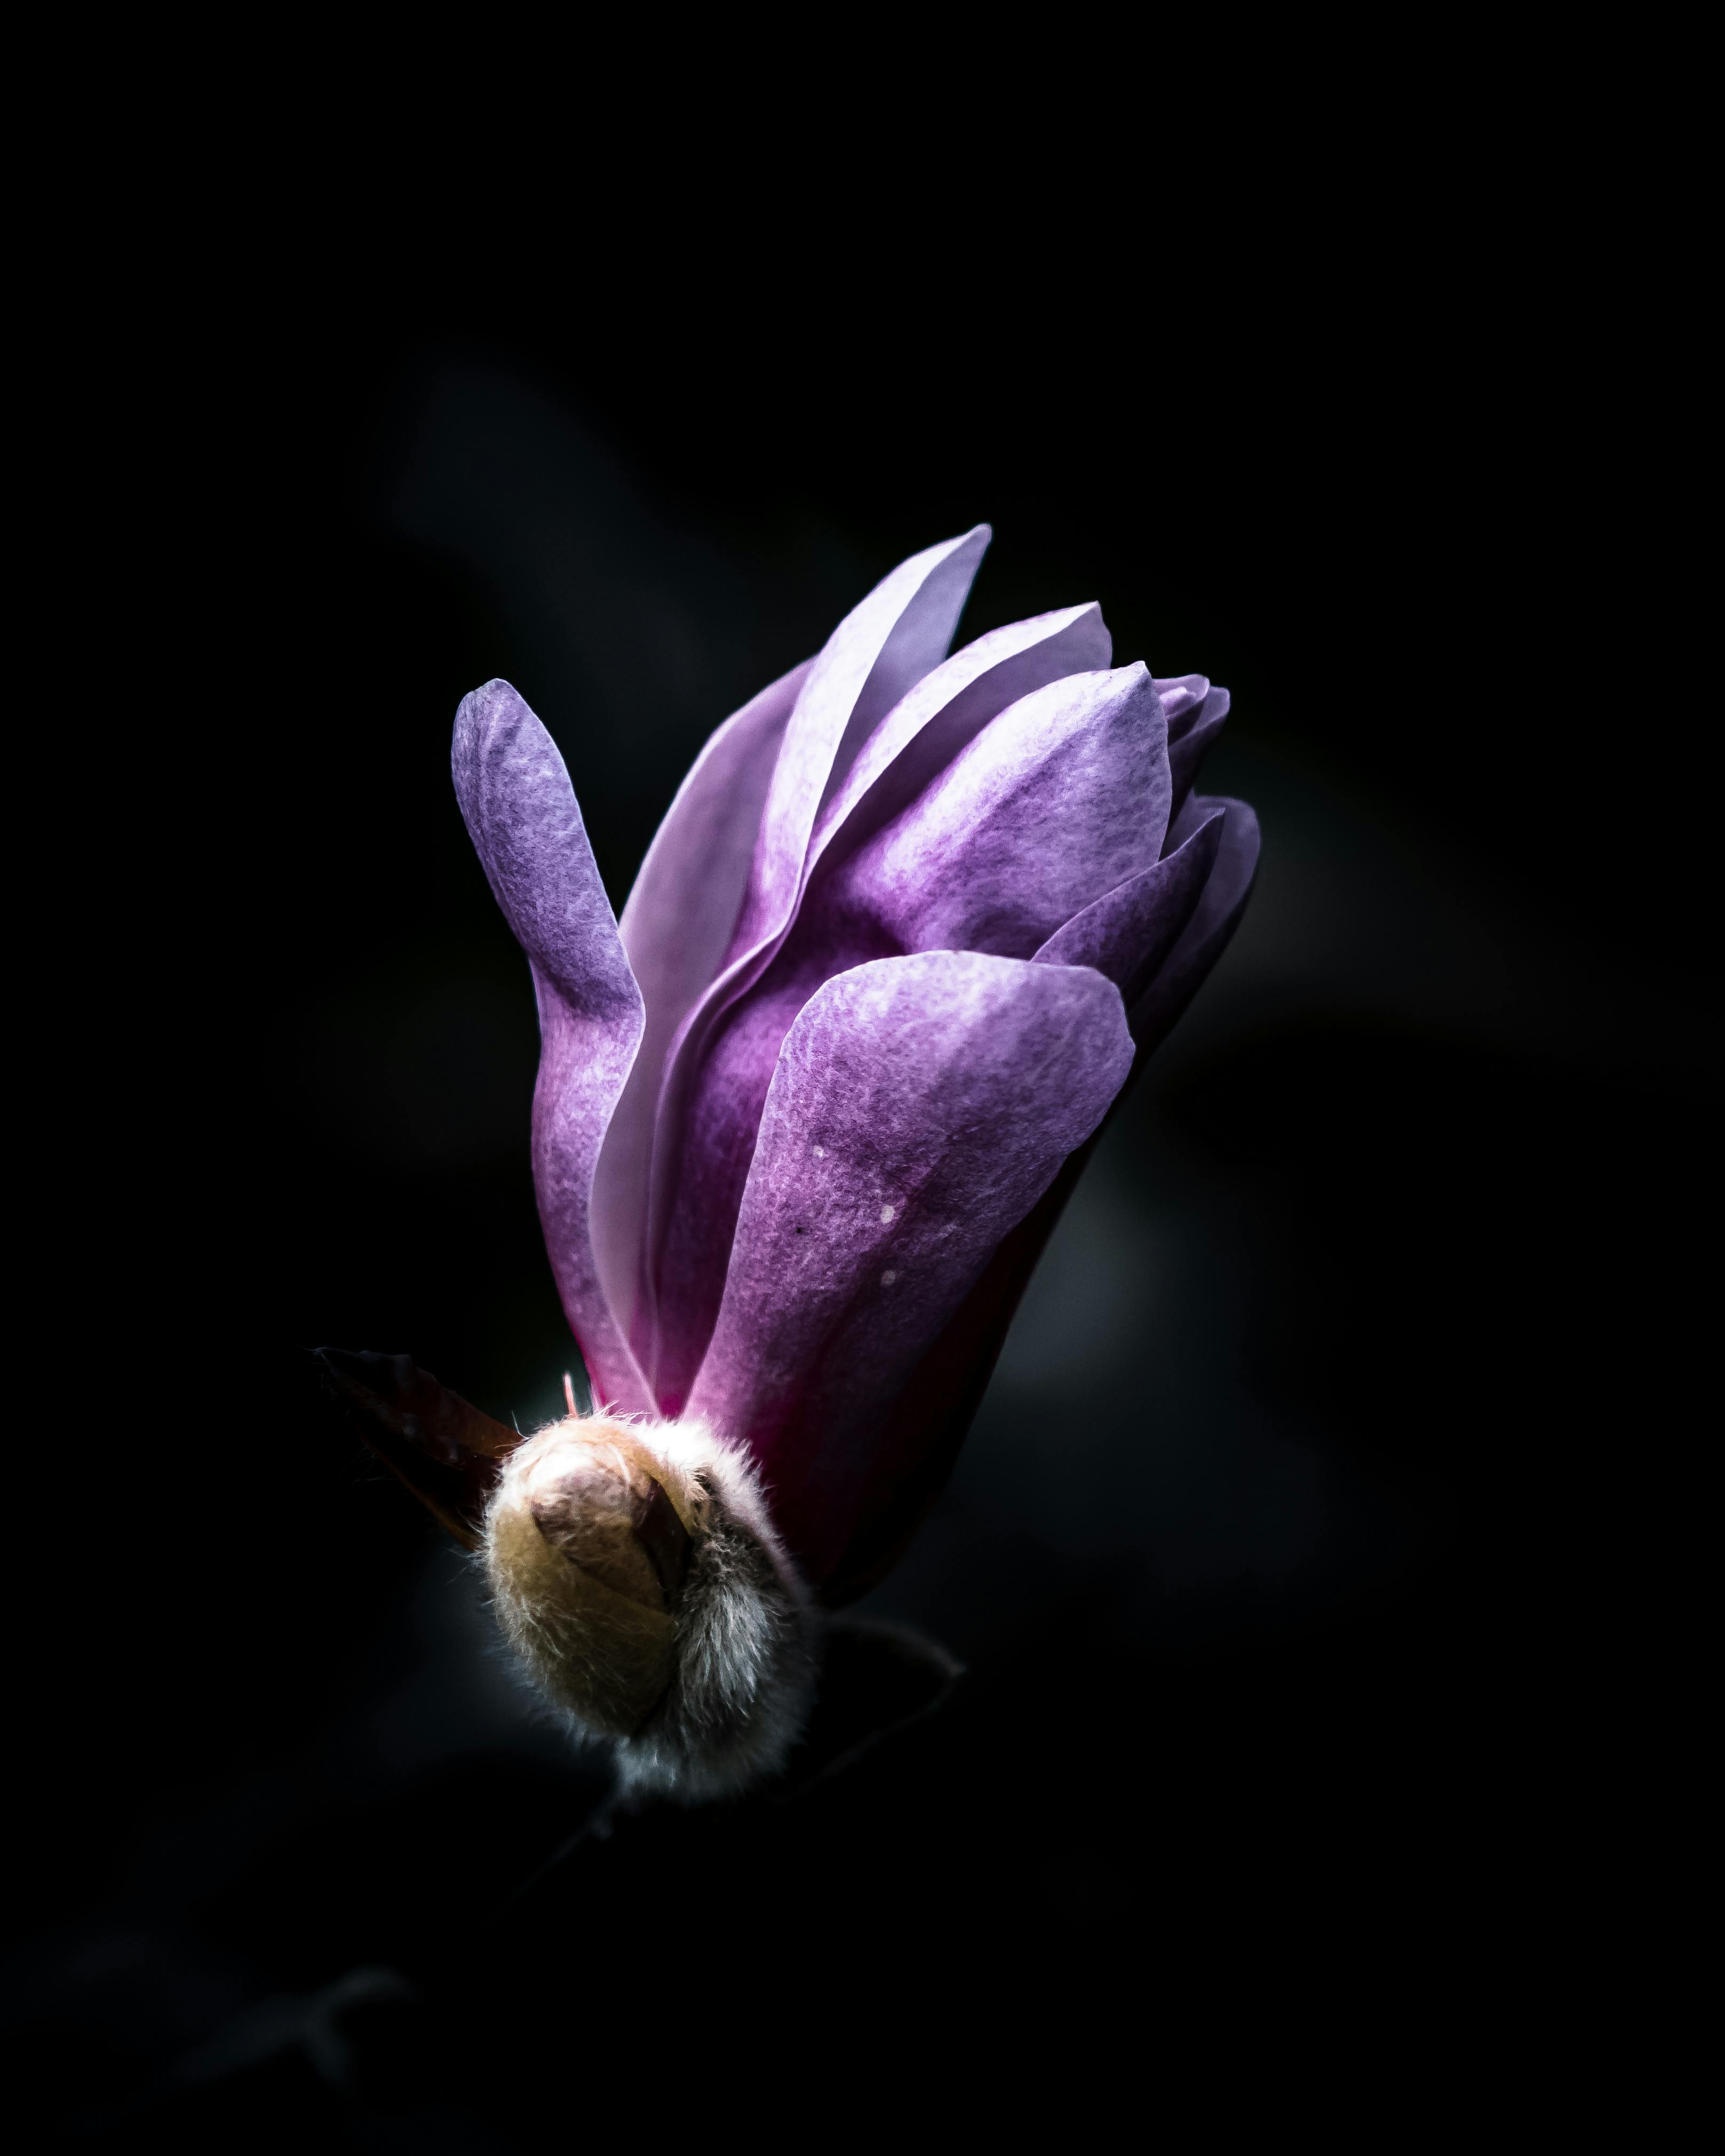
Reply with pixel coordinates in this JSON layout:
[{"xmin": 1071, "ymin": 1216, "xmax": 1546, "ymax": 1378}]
[
  {"xmin": 332, "ymin": 528, "xmax": 1257, "ymax": 1803},
  {"xmin": 483, "ymin": 1414, "xmax": 818, "ymax": 1800},
  {"xmin": 450, "ymin": 528, "xmax": 1257, "ymax": 1629}
]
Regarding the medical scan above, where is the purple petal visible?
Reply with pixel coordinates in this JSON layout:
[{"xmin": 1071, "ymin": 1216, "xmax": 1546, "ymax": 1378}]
[
  {"xmin": 810, "ymin": 799, "xmax": 1250, "ymax": 1598},
  {"xmin": 1031, "ymin": 801, "xmax": 1225, "ymax": 1011},
  {"xmin": 809, "ymin": 602, "xmax": 1112, "ymax": 869},
  {"xmin": 593, "ymin": 658, "xmax": 814, "ymax": 1355},
  {"xmin": 726, "ymin": 528, "xmax": 991, "ymax": 965},
  {"xmin": 1164, "ymin": 682, "xmax": 1231, "ymax": 815},
  {"xmin": 642, "ymin": 608, "xmax": 1120, "ymax": 1412},
  {"xmin": 639, "ymin": 535, "xmax": 990, "ymax": 1350},
  {"xmin": 1128, "ymin": 793, "xmax": 1261, "ymax": 1052},
  {"xmin": 1156, "ymin": 672, "xmax": 1210, "ymax": 730},
  {"xmin": 645, "ymin": 538, "xmax": 1101, "ymax": 1406},
  {"xmin": 451, "ymin": 681, "xmax": 651, "ymax": 1415},
  {"xmin": 829, "ymin": 662, "xmax": 1171, "ymax": 959},
  {"xmin": 687, "ymin": 952, "xmax": 1134, "ymax": 1584}
]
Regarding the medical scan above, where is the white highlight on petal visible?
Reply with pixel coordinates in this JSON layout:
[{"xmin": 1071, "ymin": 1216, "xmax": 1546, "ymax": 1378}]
[
  {"xmin": 880, "ymin": 1203, "xmax": 895, "ymax": 1223},
  {"xmin": 881, "ymin": 1269, "xmax": 897, "ymax": 1286},
  {"xmin": 813, "ymin": 1144, "xmax": 825, "ymax": 1158}
]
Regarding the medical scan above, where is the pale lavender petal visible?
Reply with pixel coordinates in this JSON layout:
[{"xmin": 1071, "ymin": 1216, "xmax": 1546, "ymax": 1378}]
[
  {"xmin": 809, "ymin": 602, "xmax": 1112, "ymax": 870},
  {"xmin": 805, "ymin": 795, "xmax": 1245, "ymax": 1596},
  {"xmin": 644, "ymin": 615, "xmax": 1126, "ymax": 1412},
  {"xmin": 592, "ymin": 658, "xmax": 813, "ymax": 1351},
  {"xmin": 829, "ymin": 663, "xmax": 1171, "ymax": 959},
  {"xmin": 1155, "ymin": 672, "xmax": 1210, "ymax": 730},
  {"xmin": 1128, "ymin": 794, "xmax": 1261, "ymax": 1052},
  {"xmin": 1166, "ymin": 684, "xmax": 1230, "ymax": 815},
  {"xmin": 635, "ymin": 535, "xmax": 990, "ymax": 1394},
  {"xmin": 687, "ymin": 952, "xmax": 1133, "ymax": 1583},
  {"xmin": 726, "ymin": 527, "xmax": 991, "ymax": 964},
  {"xmin": 1031, "ymin": 801, "xmax": 1225, "ymax": 1008},
  {"xmin": 450, "ymin": 680, "xmax": 651, "ymax": 1415}
]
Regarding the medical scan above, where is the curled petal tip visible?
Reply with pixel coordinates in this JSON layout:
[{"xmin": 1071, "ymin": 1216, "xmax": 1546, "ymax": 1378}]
[{"xmin": 452, "ymin": 674, "xmax": 528, "ymax": 741}]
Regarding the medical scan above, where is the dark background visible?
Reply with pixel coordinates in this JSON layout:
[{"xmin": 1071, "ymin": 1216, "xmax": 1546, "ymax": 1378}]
[{"xmin": 12, "ymin": 257, "xmax": 1701, "ymax": 2139}]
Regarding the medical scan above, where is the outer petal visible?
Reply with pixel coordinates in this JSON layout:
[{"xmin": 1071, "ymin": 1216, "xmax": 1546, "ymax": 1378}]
[
  {"xmin": 644, "ymin": 613, "xmax": 1122, "ymax": 1412},
  {"xmin": 809, "ymin": 602, "xmax": 1112, "ymax": 869},
  {"xmin": 687, "ymin": 952, "xmax": 1134, "ymax": 1584},
  {"xmin": 727, "ymin": 527, "xmax": 991, "ymax": 963},
  {"xmin": 1155, "ymin": 672, "xmax": 1210, "ymax": 729},
  {"xmin": 1164, "ymin": 681, "xmax": 1231, "ymax": 816},
  {"xmin": 451, "ymin": 681, "xmax": 651, "ymax": 1414},
  {"xmin": 1031, "ymin": 801, "xmax": 1226, "ymax": 1013},
  {"xmin": 594, "ymin": 658, "xmax": 814, "ymax": 1350},
  {"xmin": 810, "ymin": 798, "xmax": 1255, "ymax": 1603},
  {"xmin": 1128, "ymin": 793, "xmax": 1261, "ymax": 1051},
  {"xmin": 830, "ymin": 663, "xmax": 1171, "ymax": 958},
  {"xmin": 636, "ymin": 536, "xmax": 989, "ymax": 1390}
]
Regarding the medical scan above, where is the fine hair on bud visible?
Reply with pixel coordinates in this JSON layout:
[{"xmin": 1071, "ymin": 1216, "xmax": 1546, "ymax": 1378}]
[{"xmin": 482, "ymin": 1413, "xmax": 818, "ymax": 1800}]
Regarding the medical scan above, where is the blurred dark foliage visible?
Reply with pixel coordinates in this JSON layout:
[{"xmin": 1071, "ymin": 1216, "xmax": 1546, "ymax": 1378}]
[{"xmin": 10, "ymin": 227, "xmax": 1701, "ymax": 2145}]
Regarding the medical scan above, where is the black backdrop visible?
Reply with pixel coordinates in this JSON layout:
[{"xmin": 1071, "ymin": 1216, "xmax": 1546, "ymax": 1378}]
[{"xmin": 12, "ymin": 262, "xmax": 1699, "ymax": 2136}]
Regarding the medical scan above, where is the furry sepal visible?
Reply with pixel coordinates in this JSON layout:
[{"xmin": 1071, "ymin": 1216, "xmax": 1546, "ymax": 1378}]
[{"xmin": 483, "ymin": 1415, "xmax": 818, "ymax": 1801}]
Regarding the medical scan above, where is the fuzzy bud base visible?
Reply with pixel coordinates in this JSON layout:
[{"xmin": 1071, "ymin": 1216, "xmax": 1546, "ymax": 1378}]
[{"xmin": 483, "ymin": 1415, "xmax": 818, "ymax": 1800}]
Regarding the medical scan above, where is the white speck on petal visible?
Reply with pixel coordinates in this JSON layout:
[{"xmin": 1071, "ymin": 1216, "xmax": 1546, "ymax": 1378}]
[
  {"xmin": 880, "ymin": 1204, "xmax": 895, "ymax": 1223},
  {"xmin": 813, "ymin": 1145, "xmax": 825, "ymax": 1158},
  {"xmin": 881, "ymin": 1269, "xmax": 897, "ymax": 1286}
]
